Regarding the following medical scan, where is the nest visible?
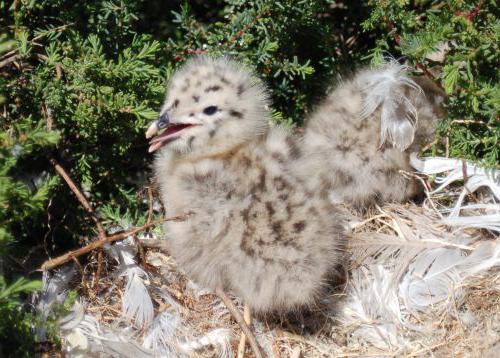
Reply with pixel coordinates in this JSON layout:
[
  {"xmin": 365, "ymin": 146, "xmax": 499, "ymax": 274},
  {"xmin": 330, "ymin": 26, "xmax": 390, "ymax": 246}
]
[{"xmin": 37, "ymin": 156, "xmax": 499, "ymax": 357}]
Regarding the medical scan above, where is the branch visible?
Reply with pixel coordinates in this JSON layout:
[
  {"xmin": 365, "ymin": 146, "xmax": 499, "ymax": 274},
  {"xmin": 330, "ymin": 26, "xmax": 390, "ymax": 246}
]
[
  {"xmin": 49, "ymin": 158, "xmax": 107, "ymax": 239},
  {"xmin": 216, "ymin": 287, "xmax": 265, "ymax": 358},
  {"xmin": 40, "ymin": 214, "xmax": 189, "ymax": 271}
]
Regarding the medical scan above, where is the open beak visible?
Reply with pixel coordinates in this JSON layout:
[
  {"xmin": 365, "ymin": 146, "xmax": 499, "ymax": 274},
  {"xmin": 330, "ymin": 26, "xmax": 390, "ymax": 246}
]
[{"xmin": 146, "ymin": 114, "xmax": 197, "ymax": 153}]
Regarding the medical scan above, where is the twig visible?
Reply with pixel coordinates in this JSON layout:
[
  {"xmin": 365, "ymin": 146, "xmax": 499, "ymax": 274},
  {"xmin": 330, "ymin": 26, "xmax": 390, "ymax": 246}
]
[
  {"xmin": 138, "ymin": 238, "xmax": 169, "ymax": 251},
  {"xmin": 237, "ymin": 304, "xmax": 252, "ymax": 358},
  {"xmin": 92, "ymin": 250, "xmax": 104, "ymax": 288},
  {"xmin": 147, "ymin": 185, "xmax": 154, "ymax": 225},
  {"xmin": 49, "ymin": 158, "xmax": 107, "ymax": 239},
  {"xmin": 50, "ymin": 158, "xmax": 109, "ymax": 287},
  {"xmin": 40, "ymin": 215, "xmax": 189, "ymax": 271},
  {"xmin": 215, "ymin": 287, "xmax": 265, "ymax": 358},
  {"xmin": 452, "ymin": 119, "xmax": 494, "ymax": 131},
  {"xmin": 455, "ymin": 0, "xmax": 484, "ymax": 21},
  {"xmin": 0, "ymin": 54, "xmax": 18, "ymax": 69}
]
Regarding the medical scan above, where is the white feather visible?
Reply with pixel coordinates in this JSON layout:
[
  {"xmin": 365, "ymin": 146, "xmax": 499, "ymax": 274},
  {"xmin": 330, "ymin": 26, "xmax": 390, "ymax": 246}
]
[
  {"xmin": 361, "ymin": 61, "xmax": 422, "ymax": 150},
  {"xmin": 61, "ymin": 301, "xmax": 152, "ymax": 358},
  {"xmin": 38, "ymin": 266, "xmax": 76, "ymax": 315},
  {"xmin": 341, "ymin": 265, "xmax": 408, "ymax": 350},
  {"xmin": 143, "ymin": 312, "xmax": 181, "ymax": 356},
  {"xmin": 410, "ymin": 154, "xmax": 500, "ymax": 231},
  {"xmin": 106, "ymin": 240, "xmax": 154, "ymax": 328},
  {"xmin": 400, "ymin": 240, "xmax": 500, "ymax": 312},
  {"xmin": 179, "ymin": 328, "xmax": 233, "ymax": 358},
  {"xmin": 345, "ymin": 203, "xmax": 499, "ymax": 353}
]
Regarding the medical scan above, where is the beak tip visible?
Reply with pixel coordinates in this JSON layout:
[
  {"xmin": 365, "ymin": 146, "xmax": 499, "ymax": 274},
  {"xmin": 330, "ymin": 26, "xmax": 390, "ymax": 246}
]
[{"xmin": 145, "ymin": 121, "xmax": 158, "ymax": 139}]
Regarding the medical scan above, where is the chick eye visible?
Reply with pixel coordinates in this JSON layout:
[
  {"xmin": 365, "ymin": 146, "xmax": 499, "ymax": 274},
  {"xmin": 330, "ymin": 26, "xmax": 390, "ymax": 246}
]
[{"xmin": 203, "ymin": 106, "xmax": 218, "ymax": 115}]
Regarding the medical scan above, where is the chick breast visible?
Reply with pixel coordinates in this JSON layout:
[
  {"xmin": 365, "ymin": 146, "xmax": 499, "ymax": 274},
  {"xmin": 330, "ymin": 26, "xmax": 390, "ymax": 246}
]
[{"xmin": 155, "ymin": 128, "xmax": 346, "ymax": 313}]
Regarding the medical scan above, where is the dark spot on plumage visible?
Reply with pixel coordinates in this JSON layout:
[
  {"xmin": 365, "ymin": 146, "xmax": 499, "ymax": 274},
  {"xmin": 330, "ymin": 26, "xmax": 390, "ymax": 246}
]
[
  {"xmin": 336, "ymin": 170, "xmax": 354, "ymax": 186},
  {"xmin": 192, "ymin": 95, "xmax": 200, "ymax": 102},
  {"xmin": 272, "ymin": 152, "xmax": 284, "ymax": 163},
  {"xmin": 205, "ymin": 85, "xmax": 221, "ymax": 93},
  {"xmin": 293, "ymin": 221, "xmax": 307, "ymax": 233},
  {"xmin": 278, "ymin": 193, "xmax": 289, "ymax": 201},
  {"xmin": 355, "ymin": 119, "xmax": 369, "ymax": 130},
  {"xmin": 241, "ymin": 239, "xmax": 255, "ymax": 257},
  {"xmin": 308, "ymin": 206, "xmax": 318, "ymax": 216},
  {"xmin": 318, "ymin": 176, "xmax": 332, "ymax": 196},
  {"xmin": 241, "ymin": 207, "xmax": 250, "ymax": 224},
  {"xmin": 173, "ymin": 99, "xmax": 180, "ymax": 108},
  {"xmin": 262, "ymin": 256, "xmax": 274, "ymax": 265},
  {"xmin": 220, "ymin": 77, "xmax": 230, "ymax": 85},
  {"xmin": 241, "ymin": 156, "xmax": 252, "ymax": 168},
  {"xmin": 229, "ymin": 109, "xmax": 243, "ymax": 118},
  {"xmin": 265, "ymin": 201, "xmax": 275, "ymax": 216},
  {"xmin": 237, "ymin": 84, "xmax": 245, "ymax": 96},
  {"xmin": 375, "ymin": 167, "xmax": 399, "ymax": 178},
  {"xmin": 272, "ymin": 221, "xmax": 283, "ymax": 236},
  {"xmin": 360, "ymin": 155, "xmax": 370, "ymax": 164},
  {"xmin": 254, "ymin": 275, "xmax": 262, "ymax": 293},
  {"xmin": 335, "ymin": 144, "xmax": 351, "ymax": 156},
  {"xmin": 273, "ymin": 177, "xmax": 289, "ymax": 191},
  {"xmin": 209, "ymin": 129, "xmax": 216, "ymax": 138},
  {"xmin": 253, "ymin": 170, "xmax": 266, "ymax": 192},
  {"xmin": 189, "ymin": 113, "xmax": 194, "ymax": 117}
]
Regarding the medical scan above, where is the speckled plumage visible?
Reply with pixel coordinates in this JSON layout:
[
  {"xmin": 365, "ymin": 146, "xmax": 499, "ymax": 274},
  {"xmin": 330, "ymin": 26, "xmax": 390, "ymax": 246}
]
[
  {"xmin": 148, "ymin": 57, "xmax": 444, "ymax": 314},
  {"xmin": 151, "ymin": 57, "xmax": 345, "ymax": 314},
  {"xmin": 299, "ymin": 64, "xmax": 445, "ymax": 208}
]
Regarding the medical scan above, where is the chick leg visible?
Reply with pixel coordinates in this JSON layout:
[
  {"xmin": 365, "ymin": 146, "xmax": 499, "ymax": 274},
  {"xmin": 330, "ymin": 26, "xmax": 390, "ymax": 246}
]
[
  {"xmin": 216, "ymin": 287, "xmax": 264, "ymax": 358},
  {"xmin": 237, "ymin": 305, "xmax": 252, "ymax": 358}
]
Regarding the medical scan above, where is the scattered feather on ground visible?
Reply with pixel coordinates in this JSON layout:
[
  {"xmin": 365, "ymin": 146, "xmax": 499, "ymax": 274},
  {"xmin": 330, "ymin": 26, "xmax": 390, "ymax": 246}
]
[{"xmin": 38, "ymin": 156, "xmax": 499, "ymax": 357}]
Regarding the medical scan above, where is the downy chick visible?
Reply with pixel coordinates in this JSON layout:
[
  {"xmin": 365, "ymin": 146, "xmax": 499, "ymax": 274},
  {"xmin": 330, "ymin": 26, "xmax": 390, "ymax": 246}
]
[
  {"xmin": 299, "ymin": 62, "xmax": 445, "ymax": 208},
  {"xmin": 147, "ymin": 56, "xmax": 346, "ymax": 314}
]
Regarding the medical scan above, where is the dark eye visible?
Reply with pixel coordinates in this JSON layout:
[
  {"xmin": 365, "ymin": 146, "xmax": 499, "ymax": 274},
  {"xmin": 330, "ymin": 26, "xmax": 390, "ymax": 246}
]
[{"xmin": 203, "ymin": 106, "xmax": 218, "ymax": 115}]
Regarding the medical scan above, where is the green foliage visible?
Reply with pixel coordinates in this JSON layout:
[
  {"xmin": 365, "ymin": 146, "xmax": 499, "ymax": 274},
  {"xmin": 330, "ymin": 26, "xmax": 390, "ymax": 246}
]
[
  {"xmin": 364, "ymin": 0, "xmax": 499, "ymax": 167},
  {"xmin": 0, "ymin": 276, "xmax": 41, "ymax": 356},
  {"xmin": 0, "ymin": 0, "xmax": 496, "ymax": 354}
]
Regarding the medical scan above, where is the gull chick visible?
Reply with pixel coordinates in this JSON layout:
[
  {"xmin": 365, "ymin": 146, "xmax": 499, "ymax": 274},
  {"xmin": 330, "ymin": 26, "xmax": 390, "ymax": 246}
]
[
  {"xmin": 147, "ymin": 57, "xmax": 346, "ymax": 314},
  {"xmin": 299, "ymin": 62, "xmax": 445, "ymax": 208}
]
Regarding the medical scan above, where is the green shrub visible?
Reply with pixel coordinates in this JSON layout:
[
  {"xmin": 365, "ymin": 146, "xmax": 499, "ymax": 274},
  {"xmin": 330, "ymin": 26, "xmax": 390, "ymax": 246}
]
[
  {"xmin": 0, "ymin": 0, "xmax": 497, "ymax": 354},
  {"xmin": 364, "ymin": 0, "xmax": 499, "ymax": 167}
]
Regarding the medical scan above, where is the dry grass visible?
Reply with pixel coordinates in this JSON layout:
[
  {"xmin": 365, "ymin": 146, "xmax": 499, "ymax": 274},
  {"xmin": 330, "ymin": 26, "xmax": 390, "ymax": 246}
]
[{"xmin": 61, "ymin": 184, "xmax": 499, "ymax": 357}]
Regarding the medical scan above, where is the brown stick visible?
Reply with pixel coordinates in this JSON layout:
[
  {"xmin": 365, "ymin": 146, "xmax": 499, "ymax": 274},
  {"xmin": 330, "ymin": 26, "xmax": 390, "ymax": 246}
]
[
  {"xmin": 216, "ymin": 287, "xmax": 264, "ymax": 358},
  {"xmin": 49, "ymin": 158, "xmax": 107, "ymax": 239},
  {"xmin": 40, "ymin": 215, "xmax": 188, "ymax": 271},
  {"xmin": 237, "ymin": 305, "xmax": 252, "ymax": 358},
  {"xmin": 92, "ymin": 250, "xmax": 104, "ymax": 288}
]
